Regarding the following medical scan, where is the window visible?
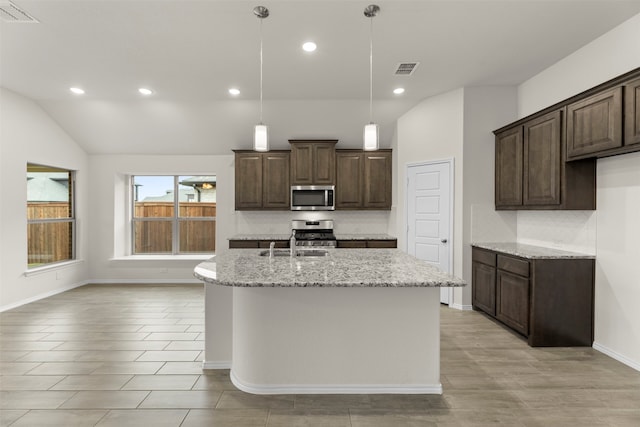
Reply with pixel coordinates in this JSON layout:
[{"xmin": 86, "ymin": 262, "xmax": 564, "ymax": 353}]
[
  {"xmin": 27, "ymin": 163, "xmax": 75, "ymax": 268},
  {"xmin": 132, "ymin": 175, "xmax": 216, "ymax": 254}
]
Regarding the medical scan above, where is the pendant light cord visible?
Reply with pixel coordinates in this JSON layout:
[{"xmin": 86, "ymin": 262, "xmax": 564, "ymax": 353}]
[
  {"xmin": 259, "ymin": 17, "xmax": 264, "ymax": 124},
  {"xmin": 369, "ymin": 15, "xmax": 373, "ymax": 124}
]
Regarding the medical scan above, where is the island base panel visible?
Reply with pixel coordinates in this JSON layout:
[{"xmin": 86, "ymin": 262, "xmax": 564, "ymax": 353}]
[{"xmin": 231, "ymin": 286, "xmax": 442, "ymax": 394}]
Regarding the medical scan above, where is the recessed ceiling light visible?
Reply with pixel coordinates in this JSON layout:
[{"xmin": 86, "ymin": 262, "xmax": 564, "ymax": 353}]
[
  {"xmin": 228, "ymin": 88, "xmax": 240, "ymax": 96},
  {"xmin": 138, "ymin": 88, "xmax": 153, "ymax": 96},
  {"xmin": 393, "ymin": 87, "xmax": 405, "ymax": 95},
  {"xmin": 69, "ymin": 87, "xmax": 85, "ymax": 95},
  {"xmin": 302, "ymin": 42, "xmax": 317, "ymax": 52}
]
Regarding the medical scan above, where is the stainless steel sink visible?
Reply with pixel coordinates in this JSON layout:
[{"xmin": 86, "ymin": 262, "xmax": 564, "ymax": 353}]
[{"xmin": 259, "ymin": 249, "xmax": 330, "ymax": 257}]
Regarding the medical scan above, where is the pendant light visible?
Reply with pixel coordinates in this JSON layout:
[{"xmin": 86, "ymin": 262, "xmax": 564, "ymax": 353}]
[
  {"xmin": 253, "ymin": 6, "xmax": 269, "ymax": 152},
  {"xmin": 363, "ymin": 4, "xmax": 380, "ymax": 151}
]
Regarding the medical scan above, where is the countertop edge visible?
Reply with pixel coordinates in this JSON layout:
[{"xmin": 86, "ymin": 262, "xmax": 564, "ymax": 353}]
[{"xmin": 472, "ymin": 242, "xmax": 595, "ymax": 260}]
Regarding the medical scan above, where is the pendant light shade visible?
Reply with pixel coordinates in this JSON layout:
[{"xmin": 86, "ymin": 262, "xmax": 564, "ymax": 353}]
[
  {"xmin": 363, "ymin": 4, "xmax": 380, "ymax": 151},
  {"xmin": 363, "ymin": 123, "xmax": 378, "ymax": 151},
  {"xmin": 254, "ymin": 124, "xmax": 268, "ymax": 152},
  {"xmin": 253, "ymin": 6, "xmax": 269, "ymax": 152}
]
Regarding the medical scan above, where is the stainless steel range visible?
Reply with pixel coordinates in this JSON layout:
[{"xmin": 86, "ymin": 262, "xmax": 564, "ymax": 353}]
[{"xmin": 291, "ymin": 220, "xmax": 337, "ymax": 247}]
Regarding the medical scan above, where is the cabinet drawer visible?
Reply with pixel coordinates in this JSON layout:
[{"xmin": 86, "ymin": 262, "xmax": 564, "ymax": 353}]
[
  {"xmin": 472, "ymin": 248, "xmax": 496, "ymax": 267},
  {"xmin": 229, "ymin": 240, "xmax": 259, "ymax": 249},
  {"xmin": 337, "ymin": 240, "xmax": 367, "ymax": 248},
  {"xmin": 367, "ymin": 240, "xmax": 397, "ymax": 248},
  {"xmin": 497, "ymin": 255, "xmax": 529, "ymax": 277},
  {"xmin": 258, "ymin": 240, "xmax": 288, "ymax": 249}
]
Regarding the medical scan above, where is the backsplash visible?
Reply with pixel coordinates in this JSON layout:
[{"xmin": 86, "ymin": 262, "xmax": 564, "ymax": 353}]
[
  {"xmin": 234, "ymin": 211, "xmax": 392, "ymax": 235},
  {"xmin": 517, "ymin": 210, "xmax": 596, "ymax": 255}
]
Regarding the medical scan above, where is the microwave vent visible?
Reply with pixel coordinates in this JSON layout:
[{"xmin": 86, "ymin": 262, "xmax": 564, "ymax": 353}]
[{"xmin": 0, "ymin": 1, "xmax": 39, "ymax": 23}]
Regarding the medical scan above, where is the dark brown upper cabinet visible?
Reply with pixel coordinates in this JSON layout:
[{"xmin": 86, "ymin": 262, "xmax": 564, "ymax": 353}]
[
  {"xmin": 566, "ymin": 87, "xmax": 623, "ymax": 159},
  {"xmin": 625, "ymin": 77, "xmax": 640, "ymax": 147},
  {"xmin": 289, "ymin": 140, "xmax": 337, "ymax": 185},
  {"xmin": 363, "ymin": 151, "xmax": 392, "ymax": 209},
  {"xmin": 494, "ymin": 109, "xmax": 596, "ymax": 210},
  {"xmin": 523, "ymin": 110, "xmax": 562, "ymax": 206},
  {"xmin": 234, "ymin": 151, "xmax": 290, "ymax": 210},
  {"xmin": 335, "ymin": 150, "xmax": 364, "ymax": 209},
  {"xmin": 335, "ymin": 149, "xmax": 392, "ymax": 210},
  {"xmin": 495, "ymin": 127, "xmax": 523, "ymax": 207}
]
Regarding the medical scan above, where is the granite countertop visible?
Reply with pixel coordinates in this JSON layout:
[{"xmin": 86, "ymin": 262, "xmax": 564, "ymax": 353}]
[
  {"xmin": 472, "ymin": 242, "xmax": 595, "ymax": 259},
  {"xmin": 334, "ymin": 234, "xmax": 397, "ymax": 240},
  {"xmin": 229, "ymin": 234, "xmax": 291, "ymax": 241},
  {"xmin": 194, "ymin": 248, "xmax": 466, "ymax": 288},
  {"xmin": 229, "ymin": 234, "xmax": 397, "ymax": 241}
]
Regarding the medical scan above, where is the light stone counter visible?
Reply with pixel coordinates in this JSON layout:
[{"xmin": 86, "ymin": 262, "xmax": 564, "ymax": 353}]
[
  {"xmin": 196, "ymin": 248, "xmax": 465, "ymax": 395},
  {"xmin": 472, "ymin": 242, "xmax": 595, "ymax": 259},
  {"xmin": 228, "ymin": 234, "xmax": 291, "ymax": 241},
  {"xmin": 334, "ymin": 233, "xmax": 397, "ymax": 240},
  {"xmin": 194, "ymin": 248, "xmax": 465, "ymax": 288}
]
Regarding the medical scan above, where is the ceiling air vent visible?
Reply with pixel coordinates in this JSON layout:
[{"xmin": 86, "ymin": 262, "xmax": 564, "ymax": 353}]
[
  {"xmin": 0, "ymin": 1, "xmax": 39, "ymax": 23},
  {"xmin": 394, "ymin": 62, "xmax": 419, "ymax": 76}
]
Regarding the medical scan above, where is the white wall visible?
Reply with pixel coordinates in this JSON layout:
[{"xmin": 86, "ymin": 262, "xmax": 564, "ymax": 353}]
[
  {"xmin": 0, "ymin": 88, "xmax": 89, "ymax": 310},
  {"xmin": 396, "ymin": 87, "xmax": 518, "ymax": 309},
  {"xmin": 516, "ymin": 12, "xmax": 640, "ymax": 370},
  {"xmin": 396, "ymin": 89, "xmax": 466, "ymax": 309},
  {"xmin": 461, "ymin": 87, "xmax": 519, "ymax": 307},
  {"xmin": 87, "ymin": 154, "xmax": 235, "ymax": 283}
]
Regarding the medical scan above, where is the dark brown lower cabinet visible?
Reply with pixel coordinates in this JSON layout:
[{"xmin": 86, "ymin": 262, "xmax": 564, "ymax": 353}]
[
  {"xmin": 230, "ymin": 239, "xmax": 397, "ymax": 249},
  {"xmin": 472, "ymin": 260, "xmax": 496, "ymax": 316},
  {"xmin": 336, "ymin": 239, "xmax": 397, "ymax": 248},
  {"xmin": 472, "ymin": 246, "xmax": 594, "ymax": 347},
  {"xmin": 229, "ymin": 240, "xmax": 288, "ymax": 249},
  {"xmin": 496, "ymin": 270, "xmax": 529, "ymax": 336}
]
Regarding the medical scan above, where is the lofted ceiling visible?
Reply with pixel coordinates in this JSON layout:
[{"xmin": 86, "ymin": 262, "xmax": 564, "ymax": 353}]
[{"xmin": 2, "ymin": 0, "xmax": 640, "ymax": 155}]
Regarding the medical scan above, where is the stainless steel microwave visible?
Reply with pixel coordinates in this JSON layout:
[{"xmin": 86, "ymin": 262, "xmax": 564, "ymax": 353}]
[{"xmin": 291, "ymin": 185, "xmax": 335, "ymax": 211}]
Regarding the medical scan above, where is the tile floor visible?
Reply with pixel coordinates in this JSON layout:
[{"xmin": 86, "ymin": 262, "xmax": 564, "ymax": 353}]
[{"xmin": 1, "ymin": 283, "xmax": 639, "ymax": 426}]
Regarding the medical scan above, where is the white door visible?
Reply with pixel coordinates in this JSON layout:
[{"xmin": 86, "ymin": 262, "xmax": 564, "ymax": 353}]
[{"xmin": 407, "ymin": 160, "xmax": 452, "ymax": 304}]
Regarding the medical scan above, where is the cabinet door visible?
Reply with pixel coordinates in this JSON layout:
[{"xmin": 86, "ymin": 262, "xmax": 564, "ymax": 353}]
[
  {"xmin": 336, "ymin": 151, "xmax": 363, "ymax": 209},
  {"xmin": 263, "ymin": 153, "xmax": 290, "ymax": 209},
  {"xmin": 496, "ymin": 270, "xmax": 529, "ymax": 336},
  {"xmin": 495, "ymin": 127, "xmax": 523, "ymax": 208},
  {"xmin": 363, "ymin": 151, "xmax": 392, "ymax": 209},
  {"xmin": 313, "ymin": 144, "xmax": 336, "ymax": 185},
  {"xmin": 290, "ymin": 141, "xmax": 336, "ymax": 185},
  {"xmin": 625, "ymin": 78, "xmax": 640, "ymax": 147},
  {"xmin": 566, "ymin": 87, "xmax": 623, "ymax": 158},
  {"xmin": 472, "ymin": 261, "xmax": 496, "ymax": 316},
  {"xmin": 235, "ymin": 153, "xmax": 263, "ymax": 210},
  {"xmin": 523, "ymin": 110, "xmax": 562, "ymax": 206},
  {"xmin": 290, "ymin": 143, "xmax": 313, "ymax": 185}
]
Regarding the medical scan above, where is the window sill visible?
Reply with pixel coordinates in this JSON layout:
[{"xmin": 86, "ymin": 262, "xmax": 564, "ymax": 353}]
[
  {"xmin": 109, "ymin": 254, "xmax": 214, "ymax": 266},
  {"xmin": 24, "ymin": 259, "xmax": 84, "ymax": 277},
  {"xmin": 110, "ymin": 254, "xmax": 214, "ymax": 261}
]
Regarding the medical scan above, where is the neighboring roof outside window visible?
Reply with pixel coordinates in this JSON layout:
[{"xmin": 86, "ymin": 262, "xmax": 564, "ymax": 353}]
[{"xmin": 27, "ymin": 173, "xmax": 69, "ymax": 202}]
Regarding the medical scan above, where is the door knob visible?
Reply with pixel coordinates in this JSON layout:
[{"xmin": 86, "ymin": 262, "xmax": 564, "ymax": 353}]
[{"xmin": 441, "ymin": 238, "xmax": 448, "ymax": 243}]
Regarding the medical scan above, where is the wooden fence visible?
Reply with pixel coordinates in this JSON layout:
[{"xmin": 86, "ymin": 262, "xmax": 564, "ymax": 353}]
[
  {"xmin": 133, "ymin": 202, "xmax": 216, "ymax": 253},
  {"xmin": 27, "ymin": 203, "xmax": 72, "ymax": 265},
  {"xmin": 28, "ymin": 202, "xmax": 216, "ymax": 264}
]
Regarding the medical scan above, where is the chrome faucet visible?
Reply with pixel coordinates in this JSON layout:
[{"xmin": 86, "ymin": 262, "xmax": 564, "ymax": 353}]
[
  {"xmin": 290, "ymin": 231, "xmax": 296, "ymax": 257},
  {"xmin": 269, "ymin": 241, "xmax": 275, "ymax": 259}
]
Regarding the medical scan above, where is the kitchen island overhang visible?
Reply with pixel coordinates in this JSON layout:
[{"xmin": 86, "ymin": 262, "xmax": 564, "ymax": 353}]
[{"xmin": 195, "ymin": 248, "xmax": 465, "ymax": 395}]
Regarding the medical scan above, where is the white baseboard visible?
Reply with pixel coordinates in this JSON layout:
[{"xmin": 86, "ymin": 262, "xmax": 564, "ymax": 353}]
[
  {"xmin": 0, "ymin": 280, "xmax": 90, "ymax": 312},
  {"xmin": 229, "ymin": 370, "xmax": 442, "ymax": 395},
  {"xmin": 449, "ymin": 303, "xmax": 473, "ymax": 311},
  {"xmin": 202, "ymin": 360, "xmax": 232, "ymax": 370},
  {"xmin": 593, "ymin": 341, "xmax": 640, "ymax": 372},
  {"xmin": 90, "ymin": 279, "xmax": 202, "ymax": 285}
]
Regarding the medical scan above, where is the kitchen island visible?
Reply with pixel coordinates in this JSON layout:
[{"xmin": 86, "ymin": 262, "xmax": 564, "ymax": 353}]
[{"xmin": 194, "ymin": 248, "xmax": 465, "ymax": 394}]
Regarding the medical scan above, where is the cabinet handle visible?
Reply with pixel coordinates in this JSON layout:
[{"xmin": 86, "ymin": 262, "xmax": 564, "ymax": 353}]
[{"xmin": 441, "ymin": 239, "xmax": 448, "ymax": 243}]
